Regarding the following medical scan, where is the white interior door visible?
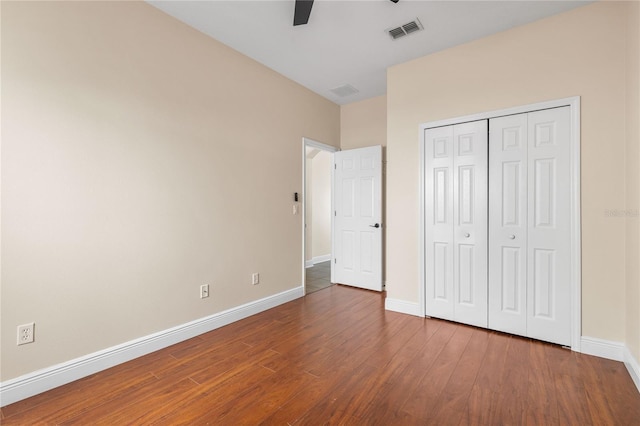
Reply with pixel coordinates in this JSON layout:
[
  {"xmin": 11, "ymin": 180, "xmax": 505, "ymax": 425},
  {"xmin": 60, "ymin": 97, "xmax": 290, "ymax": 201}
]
[
  {"xmin": 425, "ymin": 121, "xmax": 488, "ymax": 327},
  {"xmin": 489, "ymin": 114, "xmax": 528, "ymax": 336},
  {"xmin": 333, "ymin": 146, "xmax": 382, "ymax": 291},
  {"xmin": 526, "ymin": 107, "xmax": 571, "ymax": 346}
]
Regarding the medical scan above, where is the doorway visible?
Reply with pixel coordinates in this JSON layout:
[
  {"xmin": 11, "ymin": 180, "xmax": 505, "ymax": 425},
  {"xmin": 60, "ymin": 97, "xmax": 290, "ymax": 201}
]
[{"xmin": 302, "ymin": 138, "xmax": 338, "ymax": 294}]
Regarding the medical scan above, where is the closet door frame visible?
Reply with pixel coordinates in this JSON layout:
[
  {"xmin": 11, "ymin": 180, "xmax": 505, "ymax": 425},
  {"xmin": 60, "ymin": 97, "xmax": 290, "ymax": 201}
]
[{"xmin": 419, "ymin": 96, "xmax": 581, "ymax": 351}]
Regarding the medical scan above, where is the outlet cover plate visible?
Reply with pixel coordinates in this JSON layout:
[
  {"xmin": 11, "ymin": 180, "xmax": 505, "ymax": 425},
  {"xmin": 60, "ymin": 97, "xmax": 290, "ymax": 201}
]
[{"xmin": 17, "ymin": 322, "xmax": 35, "ymax": 345}]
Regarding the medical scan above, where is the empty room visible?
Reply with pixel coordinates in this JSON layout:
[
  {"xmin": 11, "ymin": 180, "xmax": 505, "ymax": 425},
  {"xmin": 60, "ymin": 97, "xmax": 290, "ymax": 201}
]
[{"xmin": 1, "ymin": 0, "xmax": 640, "ymax": 424}]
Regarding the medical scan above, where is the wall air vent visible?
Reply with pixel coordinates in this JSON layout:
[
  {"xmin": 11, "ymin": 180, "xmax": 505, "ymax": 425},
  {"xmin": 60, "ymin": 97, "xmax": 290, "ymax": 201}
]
[
  {"xmin": 387, "ymin": 18, "xmax": 423, "ymax": 40},
  {"xmin": 330, "ymin": 84, "xmax": 359, "ymax": 98}
]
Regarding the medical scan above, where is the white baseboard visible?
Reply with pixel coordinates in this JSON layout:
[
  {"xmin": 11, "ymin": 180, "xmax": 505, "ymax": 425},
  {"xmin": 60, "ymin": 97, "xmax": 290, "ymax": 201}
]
[
  {"xmin": 579, "ymin": 336, "xmax": 640, "ymax": 394},
  {"xmin": 312, "ymin": 254, "xmax": 331, "ymax": 264},
  {"xmin": 385, "ymin": 298, "xmax": 422, "ymax": 317},
  {"xmin": 305, "ymin": 255, "xmax": 331, "ymax": 268},
  {"xmin": 0, "ymin": 286, "xmax": 304, "ymax": 407},
  {"xmin": 623, "ymin": 346, "xmax": 640, "ymax": 394},
  {"xmin": 580, "ymin": 336, "xmax": 625, "ymax": 361}
]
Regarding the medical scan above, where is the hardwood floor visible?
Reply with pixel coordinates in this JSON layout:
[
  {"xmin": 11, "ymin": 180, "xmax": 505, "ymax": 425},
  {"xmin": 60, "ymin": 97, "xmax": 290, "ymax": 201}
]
[{"xmin": 2, "ymin": 285, "xmax": 639, "ymax": 425}]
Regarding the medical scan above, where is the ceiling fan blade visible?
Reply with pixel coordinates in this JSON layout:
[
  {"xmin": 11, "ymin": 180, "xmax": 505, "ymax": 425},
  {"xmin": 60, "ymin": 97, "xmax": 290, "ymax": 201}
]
[{"xmin": 293, "ymin": 0, "xmax": 314, "ymax": 26}]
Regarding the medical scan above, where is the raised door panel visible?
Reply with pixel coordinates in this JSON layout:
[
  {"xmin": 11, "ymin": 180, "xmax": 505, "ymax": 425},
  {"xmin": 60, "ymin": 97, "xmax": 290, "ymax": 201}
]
[
  {"xmin": 526, "ymin": 107, "xmax": 571, "ymax": 346},
  {"xmin": 532, "ymin": 249, "xmax": 556, "ymax": 318},
  {"xmin": 341, "ymin": 230, "xmax": 355, "ymax": 272},
  {"xmin": 359, "ymin": 176, "xmax": 375, "ymax": 219},
  {"xmin": 533, "ymin": 159, "xmax": 556, "ymax": 228},
  {"xmin": 488, "ymin": 114, "xmax": 528, "ymax": 337},
  {"xmin": 433, "ymin": 242, "xmax": 449, "ymax": 301},
  {"xmin": 358, "ymin": 173, "xmax": 376, "ymax": 283},
  {"xmin": 501, "ymin": 247, "xmax": 523, "ymax": 311},
  {"xmin": 434, "ymin": 168, "xmax": 449, "ymax": 224},
  {"xmin": 452, "ymin": 120, "xmax": 488, "ymax": 327},
  {"xmin": 341, "ymin": 178, "xmax": 355, "ymax": 218},
  {"xmin": 425, "ymin": 126, "xmax": 455, "ymax": 320}
]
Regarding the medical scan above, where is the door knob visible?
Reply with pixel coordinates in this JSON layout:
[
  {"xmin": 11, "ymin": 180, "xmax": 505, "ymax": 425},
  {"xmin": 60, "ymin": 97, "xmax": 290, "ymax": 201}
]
[
  {"xmin": 464, "ymin": 233, "xmax": 470, "ymax": 238},
  {"xmin": 370, "ymin": 223, "xmax": 380, "ymax": 228},
  {"xmin": 509, "ymin": 235, "xmax": 516, "ymax": 239}
]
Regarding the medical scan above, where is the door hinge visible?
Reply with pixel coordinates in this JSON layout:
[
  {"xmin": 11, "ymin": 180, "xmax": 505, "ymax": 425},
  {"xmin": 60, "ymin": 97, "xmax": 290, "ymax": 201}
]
[
  {"xmin": 334, "ymin": 210, "xmax": 337, "ymax": 216},
  {"xmin": 334, "ymin": 163, "xmax": 337, "ymax": 170},
  {"xmin": 334, "ymin": 258, "xmax": 337, "ymax": 264}
]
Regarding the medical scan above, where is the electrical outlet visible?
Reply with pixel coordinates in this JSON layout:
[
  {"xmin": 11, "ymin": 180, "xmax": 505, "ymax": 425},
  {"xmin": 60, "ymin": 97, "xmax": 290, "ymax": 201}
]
[
  {"xmin": 17, "ymin": 322, "xmax": 35, "ymax": 345},
  {"xmin": 200, "ymin": 284, "xmax": 209, "ymax": 299},
  {"xmin": 252, "ymin": 273, "xmax": 260, "ymax": 285}
]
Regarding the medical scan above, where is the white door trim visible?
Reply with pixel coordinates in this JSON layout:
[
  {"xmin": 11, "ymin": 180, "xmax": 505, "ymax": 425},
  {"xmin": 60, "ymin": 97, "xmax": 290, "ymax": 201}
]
[
  {"xmin": 419, "ymin": 96, "xmax": 581, "ymax": 351},
  {"xmin": 302, "ymin": 138, "xmax": 339, "ymax": 293}
]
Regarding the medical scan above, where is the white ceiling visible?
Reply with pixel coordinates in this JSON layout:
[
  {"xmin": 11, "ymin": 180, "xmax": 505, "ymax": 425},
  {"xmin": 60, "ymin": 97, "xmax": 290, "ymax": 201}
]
[{"xmin": 148, "ymin": 0, "xmax": 589, "ymax": 105}]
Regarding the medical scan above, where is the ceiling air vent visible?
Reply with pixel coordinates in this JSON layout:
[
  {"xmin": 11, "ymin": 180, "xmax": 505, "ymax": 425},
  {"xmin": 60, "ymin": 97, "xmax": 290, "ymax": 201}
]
[
  {"xmin": 387, "ymin": 18, "xmax": 423, "ymax": 40},
  {"xmin": 330, "ymin": 84, "xmax": 359, "ymax": 98}
]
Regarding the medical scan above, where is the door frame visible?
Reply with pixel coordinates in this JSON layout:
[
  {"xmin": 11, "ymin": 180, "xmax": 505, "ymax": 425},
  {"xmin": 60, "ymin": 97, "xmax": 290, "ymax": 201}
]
[
  {"xmin": 419, "ymin": 96, "xmax": 581, "ymax": 351},
  {"xmin": 302, "ymin": 137, "xmax": 339, "ymax": 294}
]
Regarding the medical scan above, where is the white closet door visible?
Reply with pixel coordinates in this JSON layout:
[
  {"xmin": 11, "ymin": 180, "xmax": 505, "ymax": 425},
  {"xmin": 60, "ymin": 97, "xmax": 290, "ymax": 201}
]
[
  {"xmin": 488, "ymin": 114, "xmax": 528, "ymax": 336},
  {"xmin": 526, "ymin": 107, "xmax": 571, "ymax": 346},
  {"xmin": 425, "ymin": 121, "xmax": 487, "ymax": 326},
  {"xmin": 425, "ymin": 126, "xmax": 455, "ymax": 320},
  {"xmin": 452, "ymin": 121, "xmax": 488, "ymax": 327},
  {"xmin": 425, "ymin": 105, "xmax": 572, "ymax": 345}
]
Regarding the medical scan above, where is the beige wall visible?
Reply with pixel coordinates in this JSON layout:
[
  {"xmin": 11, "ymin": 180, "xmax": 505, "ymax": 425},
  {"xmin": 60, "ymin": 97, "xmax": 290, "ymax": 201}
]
[
  {"xmin": 304, "ymin": 148, "xmax": 332, "ymax": 263},
  {"xmin": 311, "ymin": 151, "xmax": 332, "ymax": 259},
  {"xmin": 305, "ymin": 148, "xmax": 315, "ymax": 263},
  {"xmin": 1, "ymin": 1, "xmax": 339, "ymax": 381},
  {"xmin": 626, "ymin": 1, "xmax": 640, "ymax": 363},
  {"xmin": 387, "ymin": 2, "xmax": 630, "ymax": 343},
  {"xmin": 340, "ymin": 95, "xmax": 387, "ymax": 150}
]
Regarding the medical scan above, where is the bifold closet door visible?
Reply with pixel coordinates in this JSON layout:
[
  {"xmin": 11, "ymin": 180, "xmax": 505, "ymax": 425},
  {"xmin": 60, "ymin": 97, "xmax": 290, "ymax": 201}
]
[
  {"xmin": 425, "ymin": 120, "xmax": 488, "ymax": 328},
  {"xmin": 488, "ymin": 107, "xmax": 571, "ymax": 346},
  {"xmin": 488, "ymin": 114, "xmax": 528, "ymax": 337},
  {"xmin": 526, "ymin": 107, "xmax": 571, "ymax": 346},
  {"xmin": 425, "ymin": 126, "xmax": 454, "ymax": 321}
]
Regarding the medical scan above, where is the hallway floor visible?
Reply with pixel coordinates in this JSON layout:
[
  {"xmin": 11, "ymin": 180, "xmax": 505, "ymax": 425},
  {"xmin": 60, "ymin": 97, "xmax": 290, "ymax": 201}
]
[{"xmin": 305, "ymin": 261, "xmax": 333, "ymax": 294}]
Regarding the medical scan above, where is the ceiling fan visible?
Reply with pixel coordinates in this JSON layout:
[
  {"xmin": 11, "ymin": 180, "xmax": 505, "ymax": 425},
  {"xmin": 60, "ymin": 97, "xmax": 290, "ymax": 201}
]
[
  {"xmin": 293, "ymin": 0, "xmax": 314, "ymax": 26},
  {"xmin": 293, "ymin": 0, "xmax": 399, "ymax": 26}
]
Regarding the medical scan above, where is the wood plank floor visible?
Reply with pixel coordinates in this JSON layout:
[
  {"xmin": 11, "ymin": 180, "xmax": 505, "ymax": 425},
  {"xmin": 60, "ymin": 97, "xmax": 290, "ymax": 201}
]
[{"xmin": 2, "ymin": 285, "xmax": 639, "ymax": 425}]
